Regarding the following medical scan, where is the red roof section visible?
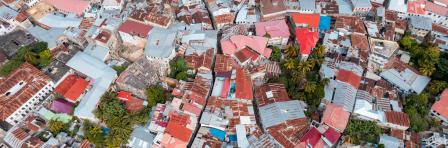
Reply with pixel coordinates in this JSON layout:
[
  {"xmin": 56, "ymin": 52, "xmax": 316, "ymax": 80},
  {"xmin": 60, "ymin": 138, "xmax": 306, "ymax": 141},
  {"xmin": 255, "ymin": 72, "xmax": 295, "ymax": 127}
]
[
  {"xmin": 55, "ymin": 75, "xmax": 89, "ymax": 102},
  {"xmin": 336, "ymin": 69, "xmax": 361, "ymax": 89},
  {"xmin": 117, "ymin": 91, "xmax": 133, "ymax": 102},
  {"xmin": 385, "ymin": 111, "xmax": 410, "ymax": 128},
  {"xmin": 408, "ymin": 0, "xmax": 426, "ymax": 15},
  {"xmin": 432, "ymin": 89, "xmax": 448, "ymax": 119},
  {"xmin": 182, "ymin": 103, "xmax": 201, "ymax": 116},
  {"xmin": 296, "ymin": 28, "xmax": 318, "ymax": 55},
  {"xmin": 323, "ymin": 127, "xmax": 341, "ymax": 144},
  {"xmin": 118, "ymin": 19, "xmax": 152, "ymax": 38},
  {"xmin": 322, "ymin": 103, "xmax": 350, "ymax": 132},
  {"xmin": 165, "ymin": 112, "xmax": 193, "ymax": 142},
  {"xmin": 234, "ymin": 47, "xmax": 259, "ymax": 63},
  {"xmin": 292, "ymin": 13, "xmax": 320, "ymax": 28},
  {"xmin": 235, "ymin": 68, "xmax": 253, "ymax": 100},
  {"xmin": 299, "ymin": 128, "xmax": 323, "ymax": 147}
]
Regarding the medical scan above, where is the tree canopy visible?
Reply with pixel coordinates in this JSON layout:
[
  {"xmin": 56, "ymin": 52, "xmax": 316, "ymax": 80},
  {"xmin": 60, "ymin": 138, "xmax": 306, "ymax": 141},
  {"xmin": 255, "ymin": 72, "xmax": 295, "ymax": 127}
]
[
  {"xmin": 48, "ymin": 120, "xmax": 66, "ymax": 135},
  {"xmin": 0, "ymin": 41, "xmax": 52, "ymax": 76},
  {"xmin": 145, "ymin": 85, "xmax": 168, "ymax": 107},
  {"xmin": 269, "ymin": 46, "xmax": 281, "ymax": 62},
  {"xmin": 93, "ymin": 91, "xmax": 150, "ymax": 147},
  {"xmin": 169, "ymin": 57, "xmax": 188, "ymax": 81},
  {"xmin": 345, "ymin": 119, "xmax": 382, "ymax": 144},
  {"xmin": 403, "ymin": 93, "xmax": 432, "ymax": 132}
]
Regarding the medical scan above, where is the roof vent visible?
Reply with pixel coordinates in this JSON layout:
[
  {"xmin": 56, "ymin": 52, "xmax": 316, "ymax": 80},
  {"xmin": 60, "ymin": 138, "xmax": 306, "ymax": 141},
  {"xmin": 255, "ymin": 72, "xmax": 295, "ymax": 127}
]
[{"xmin": 266, "ymin": 91, "xmax": 273, "ymax": 98}]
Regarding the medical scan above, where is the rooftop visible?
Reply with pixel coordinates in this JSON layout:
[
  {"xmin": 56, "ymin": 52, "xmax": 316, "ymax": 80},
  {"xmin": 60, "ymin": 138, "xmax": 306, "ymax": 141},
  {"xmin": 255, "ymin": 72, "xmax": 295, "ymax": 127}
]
[
  {"xmin": 118, "ymin": 19, "xmax": 152, "ymax": 38},
  {"xmin": 322, "ymin": 103, "xmax": 350, "ymax": 132},
  {"xmin": 409, "ymin": 16, "xmax": 432, "ymax": 30},
  {"xmin": 385, "ymin": 111, "xmax": 410, "ymax": 128},
  {"xmin": 291, "ymin": 13, "xmax": 320, "ymax": 28},
  {"xmin": 144, "ymin": 27, "xmax": 177, "ymax": 58},
  {"xmin": 432, "ymin": 89, "xmax": 448, "ymax": 119},
  {"xmin": 54, "ymin": 75, "xmax": 89, "ymax": 102},
  {"xmin": 255, "ymin": 83, "xmax": 290, "ymax": 107},
  {"xmin": 0, "ymin": 63, "xmax": 51, "ymax": 121},
  {"xmin": 255, "ymin": 19, "xmax": 290, "ymax": 38},
  {"xmin": 296, "ymin": 28, "xmax": 318, "ymax": 55},
  {"xmin": 44, "ymin": 0, "xmax": 90, "ymax": 15}
]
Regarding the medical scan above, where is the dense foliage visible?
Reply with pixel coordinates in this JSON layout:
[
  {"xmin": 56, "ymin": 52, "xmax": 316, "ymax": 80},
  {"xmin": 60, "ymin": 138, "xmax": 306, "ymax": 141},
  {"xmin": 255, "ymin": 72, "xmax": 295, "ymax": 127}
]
[
  {"xmin": 403, "ymin": 93, "xmax": 432, "ymax": 132},
  {"xmin": 92, "ymin": 91, "xmax": 150, "ymax": 147},
  {"xmin": 145, "ymin": 85, "xmax": 168, "ymax": 107},
  {"xmin": 345, "ymin": 119, "xmax": 382, "ymax": 144},
  {"xmin": 48, "ymin": 120, "xmax": 67, "ymax": 135},
  {"xmin": 83, "ymin": 121, "xmax": 105, "ymax": 146},
  {"xmin": 112, "ymin": 65, "xmax": 128, "ymax": 75},
  {"xmin": 0, "ymin": 42, "xmax": 52, "ymax": 76},
  {"xmin": 269, "ymin": 44, "xmax": 327, "ymax": 112},
  {"xmin": 269, "ymin": 46, "xmax": 281, "ymax": 62},
  {"xmin": 169, "ymin": 57, "xmax": 188, "ymax": 81}
]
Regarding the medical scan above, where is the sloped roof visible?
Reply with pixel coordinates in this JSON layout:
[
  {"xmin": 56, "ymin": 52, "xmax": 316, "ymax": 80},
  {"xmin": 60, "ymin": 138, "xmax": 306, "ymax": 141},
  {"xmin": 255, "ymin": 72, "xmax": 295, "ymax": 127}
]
[
  {"xmin": 118, "ymin": 19, "xmax": 152, "ymax": 38},
  {"xmin": 259, "ymin": 100, "xmax": 306, "ymax": 129},
  {"xmin": 50, "ymin": 99, "xmax": 74, "ymax": 114},
  {"xmin": 54, "ymin": 75, "xmax": 89, "ymax": 102},
  {"xmin": 291, "ymin": 13, "xmax": 320, "ymax": 28},
  {"xmin": 322, "ymin": 103, "xmax": 350, "ymax": 132},
  {"xmin": 432, "ymin": 89, "xmax": 448, "ymax": 119},
  {"xmin": 235, "ymin": 68, "xmax": 253, "ymax": 100},
  {"xmin": 255, "ymin": 19, "xmax": 290, "ymax": 38},
  {"xmin": 336, "ymin": 69, "xmax": 361, "ymax": 89},
  {"xmin": 385, "ymin": 111, "xmax": 410, "ymax": 128},
  {"xmin": 165, "ymin": 112, "xmax": 193, "ymax": 142},
  {"xmin": 44, "ymin": 0, "xmax": 89, "ymax": 15},
  {"xmin": 296, "ymin": 28, "xmax": 318, "ymax": 55},
  {"xmin": 299, "ymin": 128, "xmax": 325, "ymax": 148}
]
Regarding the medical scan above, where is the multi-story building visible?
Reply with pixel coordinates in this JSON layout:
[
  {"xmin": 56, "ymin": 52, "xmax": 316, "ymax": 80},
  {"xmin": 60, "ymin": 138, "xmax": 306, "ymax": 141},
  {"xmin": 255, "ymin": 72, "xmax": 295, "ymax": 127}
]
[{"xmin": 0, "ymin": 63, "xmax": 54, "ymax": 127}]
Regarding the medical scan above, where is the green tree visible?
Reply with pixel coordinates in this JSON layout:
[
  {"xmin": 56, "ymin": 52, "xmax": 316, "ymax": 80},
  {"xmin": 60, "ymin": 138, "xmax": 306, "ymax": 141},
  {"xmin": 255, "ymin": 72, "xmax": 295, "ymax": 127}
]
[
  {"xmin": 428, "ymin": 80, "xmax": 448, "ymax": 95},
  {"xmin": 83, "ymin": 121, "xmax": 105, "ymax": 146},
  {"xmin": 112, "ymin": 65, "xmax": 128, "ymax": 75},
  {"xmin": 23, "ymin": 49, "xmax": 38, "ymax": 65},
  {"xmin": 399, "ymin": 35, "xmax": 415, "ymax": 50},
  {"xmin": 269, "ymin": 46, "xmax": 281, "ymax": 62},
  {"xmin": 48, "ymin": 120, "xmax": 65, "ymax": 134},
  {"xmin": 345, "ymin": 119, "xmax": 382, "ymax": 144},
  {"xmin": 38, "ymin": 50, "xmax": 52, "ymax": 68},
  {"xmin": 30, "ymin": 42, "xmax": 48, "ymax": 53},
  {"xmin": 0, "ymin": 60, "xmax": 23, "ymax": 76},
  {"xmin": 283, "ymin": 59, "xmax": 297, "ymax": 70},
  {"xmin": 285, "ymin": 45, "xmax": 298, "ymax": 58},
  {"xmin": 145, "ymin": 85, "xmax": 167, "ymax": 107},
  {"xmin": 175, "ymin": 71, "xmax": 188, "ymax": 81},
  {"xmin": 169, "ymin": 57, "xmax": 188, "ymax": 80}
]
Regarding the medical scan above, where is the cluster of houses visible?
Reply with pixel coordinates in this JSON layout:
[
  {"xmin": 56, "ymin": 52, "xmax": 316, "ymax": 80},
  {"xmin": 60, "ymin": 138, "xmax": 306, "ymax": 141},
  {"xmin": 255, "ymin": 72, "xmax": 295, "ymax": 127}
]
[{"xmin": 0, "ymin": 0, "xmax": 447, "ymax": 147}]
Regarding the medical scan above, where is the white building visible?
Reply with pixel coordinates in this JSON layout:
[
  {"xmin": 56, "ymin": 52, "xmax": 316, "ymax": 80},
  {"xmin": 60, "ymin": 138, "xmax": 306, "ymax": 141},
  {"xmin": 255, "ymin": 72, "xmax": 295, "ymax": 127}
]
[
  {"xmin": 144, "ymin": 27, "xmax": 177, "ymax": 64},
  {"xmin": 368, "ymin": 38, "xmax": 399, "ymax": 71},
  {"xmin": 0, "ymin": 63, "xmax": 54, "ymax": 126},
  {"xmin": 102, "ymin": 0, "xmax": 124, "ymax": 11}
]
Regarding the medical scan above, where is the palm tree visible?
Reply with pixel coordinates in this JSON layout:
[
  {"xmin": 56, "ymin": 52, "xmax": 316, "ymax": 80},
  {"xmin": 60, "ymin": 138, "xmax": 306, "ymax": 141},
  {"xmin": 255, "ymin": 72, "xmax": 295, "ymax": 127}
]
[
  {"xmin": 304, "ymin": 82, "xmax": 317, "ymax": 93},
  {"xmin": 312, "ymin": 44, "xmax": 326, "ymax": 59},
  {"xmin": 297, "ymin": 61, "xmax": 314, "ymax": 75},
  {"xmin": 419, "ymin": 65, "xmax": 436, "ymax": 76},
  {"xmin": 283, "ymin": 59, "xmax": 297, "ymax": 70},
  {"xmin": 23, "ymin": 49, "xmax": 37, "ymax": 65},
  {"xmin": 285, "ymin": 45, "xmax": 298, "ymax": 58}
]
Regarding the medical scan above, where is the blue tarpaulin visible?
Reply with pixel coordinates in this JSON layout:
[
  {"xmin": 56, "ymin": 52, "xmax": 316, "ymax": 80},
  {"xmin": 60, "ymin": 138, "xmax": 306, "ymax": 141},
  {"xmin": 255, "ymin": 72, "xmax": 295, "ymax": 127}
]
[
  {"xmin": 229, "ymin": 135, "xmax": 237, "ymax": 141},
  {"xmin": 209, "ymin": 128, "xmax": 226, "ymax": 141},
  {"xmin": 319, "ymin": 16, "xmax": 331, "ymax": 31}
]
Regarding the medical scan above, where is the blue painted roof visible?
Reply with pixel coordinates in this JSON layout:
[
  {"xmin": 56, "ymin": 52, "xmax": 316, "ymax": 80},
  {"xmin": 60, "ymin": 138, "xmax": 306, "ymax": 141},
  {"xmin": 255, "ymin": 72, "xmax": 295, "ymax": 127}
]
[
  {"xmin": 319, "ymin": 16, "xmax": 331, "ymax": 31},
  {"xmin": 209, "ymin": 128, "xmax": 226, "ymax": 141}
]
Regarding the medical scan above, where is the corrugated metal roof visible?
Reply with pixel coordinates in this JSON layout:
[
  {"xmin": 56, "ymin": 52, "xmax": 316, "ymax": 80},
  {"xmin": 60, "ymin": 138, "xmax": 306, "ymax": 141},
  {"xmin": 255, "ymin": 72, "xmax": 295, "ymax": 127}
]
[{"xmin": 258, "ymin": 100, "xmax": 306, "ymax": 129}]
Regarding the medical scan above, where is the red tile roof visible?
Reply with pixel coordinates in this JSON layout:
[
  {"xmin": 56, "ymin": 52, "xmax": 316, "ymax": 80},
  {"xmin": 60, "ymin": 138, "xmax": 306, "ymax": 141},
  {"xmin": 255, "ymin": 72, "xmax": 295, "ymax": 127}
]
[
  {"xmin": 187, "ymin": 76, "xmax": 211, "ymax": 106},
  {"xmin": 432, "ymin": 89, "xmax": 448, "ymax": 119},
  {"xmin": 15, "ymin": 12, "xmax": 28, "ymax": 22},
  {"xmin": 54, "ymin": 75, "xmax": 89, "ymax": 102},
  {"xmin": 296, "ymin": 28, "xmax": 318, "ymax": 55},
  {"xmin": 291, "ymin": 13, "xmax": 320, "ymax": 29},
  {"xmin": 323, "ymin": 127, "xmax": 341, "ymax": 144},
  {"xmin": 0, "ymin": 63, "xmax": 51, "ymax": 121},
  {"xmin": 408, "ymin": 0, "xmax": 426, "ymax": 15},
  {"xmin": 214, "ymin": 54, "xmax": 234, "ymax": 74},
  {"xmin": 336, "ymin": 69, "xmax": 361, "ymax": 89},
  {"xmin": 299, "ymin": 128, "xmax": 323, "ymax": 147},
  {"xmin": 165, "ymin": 112, "xmax": 193, "ymax": 142},
  {"xmin": 385, "ymin": 111, "xmax": 410, "ymax": 128},
  {"xmin": 125, "ymin": 98, "xmax": 144, "ymax": 112},
  {"xmin": 235, "ymin": 68, "xmax": 253, "ymax": 100},
  {"xmin": 255, "ymin": 83, "xmax": 290, "ymax": 107},
  {"xmin": 182, "ymin": 102, "xmax": 201, "ymax": 116},
  {"xmin": 267, "ymin": 118, "xmax": 309, "ymax": 148},
  {"xmin": 433, "ymin": 23, "xmax": 448, "ymax": 35},
  {"xmin": 234, "ymin": 47, "xmax": 259, "ymax": 63},
  {"xmin": 118, "ymin": 19, "xmax": 153, "ymax": 38},
  {"xmin": 95, "ymin": 30, "xmax": 111, "ymax": 43},
  {"xmin": 322, "ymin": 103, "xmax": 350, "ymax": 132},
  {"xmin": 117, "ymin": 91, "xmax": 133, "ymax": 102}
]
